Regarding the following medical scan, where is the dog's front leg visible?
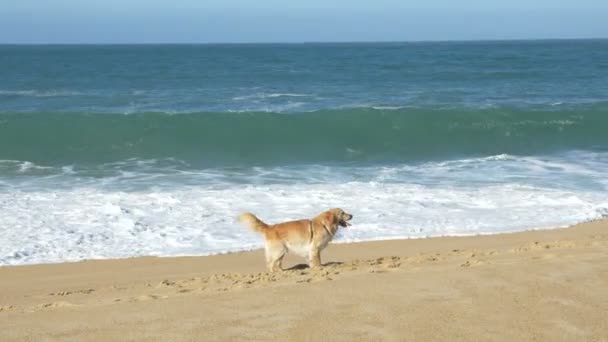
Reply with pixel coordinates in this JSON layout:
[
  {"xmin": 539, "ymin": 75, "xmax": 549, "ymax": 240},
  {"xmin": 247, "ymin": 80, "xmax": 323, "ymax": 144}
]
[{"xmin": 309, "ymin": 249, "xmax": 322, "ymax": 268}]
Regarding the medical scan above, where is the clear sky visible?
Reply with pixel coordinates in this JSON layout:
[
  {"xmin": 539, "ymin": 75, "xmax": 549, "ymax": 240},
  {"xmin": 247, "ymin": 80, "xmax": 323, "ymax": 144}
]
[{"xmin": 1, "ymin": 0, "xmax": 608, "ymax": 43}]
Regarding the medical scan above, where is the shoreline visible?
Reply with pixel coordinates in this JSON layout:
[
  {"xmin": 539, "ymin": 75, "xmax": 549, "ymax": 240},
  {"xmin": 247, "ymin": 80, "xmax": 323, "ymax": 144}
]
[
  {"xmin": 2, "ymin": 218, "xmax": 602, "ymax": 268},
  {"xmin": 1, "ymin": 219, "xmax": 607, "ymax": 341}
]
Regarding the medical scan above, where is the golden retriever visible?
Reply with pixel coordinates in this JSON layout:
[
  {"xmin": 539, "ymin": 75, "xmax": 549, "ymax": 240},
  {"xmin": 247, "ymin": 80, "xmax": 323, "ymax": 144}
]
[{"xmin": 238, "ymin": 208, "xmax": 353, "ymax": 272}]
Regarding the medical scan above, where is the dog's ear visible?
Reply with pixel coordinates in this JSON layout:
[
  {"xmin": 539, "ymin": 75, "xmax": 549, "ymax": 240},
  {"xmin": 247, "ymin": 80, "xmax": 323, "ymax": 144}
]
[{"xmin": 320, "ymin": 211, "xmax": 337, "ymax": 228}]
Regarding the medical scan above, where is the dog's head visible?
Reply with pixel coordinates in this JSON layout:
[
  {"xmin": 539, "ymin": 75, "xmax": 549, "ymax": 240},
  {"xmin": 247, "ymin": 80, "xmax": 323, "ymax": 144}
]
[{"xmin": 325, "ymin": 208, "xmax": 353, "ymax": 228}]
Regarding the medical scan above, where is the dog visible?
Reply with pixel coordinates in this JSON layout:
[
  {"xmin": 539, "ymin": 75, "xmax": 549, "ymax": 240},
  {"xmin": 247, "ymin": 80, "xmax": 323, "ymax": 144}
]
[{"xmin": 237, "ymin": 208, "xmax": 353, "ymax": 272}]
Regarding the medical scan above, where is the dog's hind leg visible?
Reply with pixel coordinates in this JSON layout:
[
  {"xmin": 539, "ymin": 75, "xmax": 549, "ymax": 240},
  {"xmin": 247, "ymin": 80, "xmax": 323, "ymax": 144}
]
[
  {"xmin": 265, "ymin": 243, "xmax": 286, "ymax": 272},
  {"xmin": 270, "ymin": 253, "xmax": 286, "ymax": 272}
]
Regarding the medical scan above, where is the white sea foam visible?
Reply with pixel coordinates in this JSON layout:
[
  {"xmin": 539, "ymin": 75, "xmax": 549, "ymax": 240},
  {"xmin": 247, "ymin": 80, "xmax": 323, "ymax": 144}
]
[
  {"xmin": 0, "ymin": 182, "xmax": 606, "ymax": 266},
  {"xmin": 1, "ymin": 151, "xmax": 607, "ymax": 265}
]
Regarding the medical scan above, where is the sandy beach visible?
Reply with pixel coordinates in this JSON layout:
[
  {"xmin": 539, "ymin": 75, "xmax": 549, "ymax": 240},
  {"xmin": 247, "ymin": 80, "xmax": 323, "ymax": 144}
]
[{"xmin": 1, "ymin": 220, "xmax": 607, "ymax": 341}]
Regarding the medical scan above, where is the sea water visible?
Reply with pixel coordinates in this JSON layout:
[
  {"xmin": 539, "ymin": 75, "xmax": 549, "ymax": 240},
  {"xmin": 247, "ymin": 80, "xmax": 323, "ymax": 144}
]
[{"xmin": 1, "ymin": 41, "xmax": 607, "ymax": 265}]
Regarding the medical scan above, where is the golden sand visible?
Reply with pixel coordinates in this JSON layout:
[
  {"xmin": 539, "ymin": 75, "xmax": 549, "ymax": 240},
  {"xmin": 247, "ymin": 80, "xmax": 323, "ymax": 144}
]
[{"xmin": 1, "ymin": 220, "xmax": 607, "ymax": 341}]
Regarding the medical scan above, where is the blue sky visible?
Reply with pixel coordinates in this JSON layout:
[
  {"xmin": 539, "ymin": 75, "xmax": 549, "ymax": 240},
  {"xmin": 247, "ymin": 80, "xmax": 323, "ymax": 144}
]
[{"xmin": 1, "ymin": 0, "xmax": 607, "ymax": 43}]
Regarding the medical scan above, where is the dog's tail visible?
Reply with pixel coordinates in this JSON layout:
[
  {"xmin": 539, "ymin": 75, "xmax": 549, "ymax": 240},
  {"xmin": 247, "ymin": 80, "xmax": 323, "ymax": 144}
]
[{"xmin": 237, "ymin": 212, "xmax": 269, "ymax": 234}]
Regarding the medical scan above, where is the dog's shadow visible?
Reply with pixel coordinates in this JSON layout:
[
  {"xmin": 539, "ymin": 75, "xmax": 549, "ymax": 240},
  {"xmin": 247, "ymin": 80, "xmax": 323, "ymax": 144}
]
[{"xmin": 286, "ymin": 262, "xmax": 343, "ymax": 271}]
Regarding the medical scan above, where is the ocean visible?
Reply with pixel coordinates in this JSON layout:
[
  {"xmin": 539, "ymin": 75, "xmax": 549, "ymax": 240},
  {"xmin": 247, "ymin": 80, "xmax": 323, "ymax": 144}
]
[{"xmin": 1, "ymin": 40, "xmax": 607, "ymax": 265}]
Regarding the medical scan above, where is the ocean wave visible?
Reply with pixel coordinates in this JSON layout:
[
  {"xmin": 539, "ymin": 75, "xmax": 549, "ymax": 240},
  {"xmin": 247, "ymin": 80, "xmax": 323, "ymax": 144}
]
[
  {"xmin": 370, "ymin": 105, "xmax": 409, "ymax": 110},
  {"xmin": 0, "ymin": 89, "xmax": 86, "ymax": 97},
  {"xmin": 2, "ymin": 151, "xmax": 606, "ymax": 193},
  {"xmin": 232, "ymin": 93, "xmax": 312, "ymax": 101},
  {"xmin": 1, "ymin": 107, "xmax": 607, "ymax": 167},
  {"xmin": 0, "ymin": 159, "xmax": 56, "ymax": 173}
]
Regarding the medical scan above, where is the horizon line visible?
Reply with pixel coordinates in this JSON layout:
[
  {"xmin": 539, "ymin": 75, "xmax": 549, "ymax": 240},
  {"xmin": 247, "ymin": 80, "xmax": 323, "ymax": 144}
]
[{"xmin": 1, "ymin": 37, "xmax": 607, "ymax": 46}]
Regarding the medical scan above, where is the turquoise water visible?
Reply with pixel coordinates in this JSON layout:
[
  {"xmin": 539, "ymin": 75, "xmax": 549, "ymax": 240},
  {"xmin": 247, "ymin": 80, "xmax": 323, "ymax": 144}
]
[
  {"xmin": 1, "ymin": 40, "xmax": 607, "ymax": 265},
  {"xmin": 0, "ymin": 109, "xmax": 607, "ymax": 169},
  {"xmin": 2, "ymin": 41, "xmax": 608, "ymax": 170}
]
